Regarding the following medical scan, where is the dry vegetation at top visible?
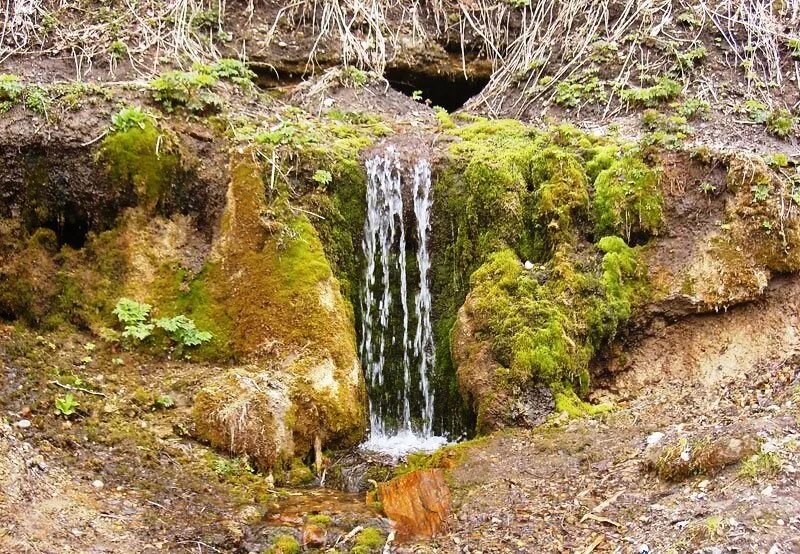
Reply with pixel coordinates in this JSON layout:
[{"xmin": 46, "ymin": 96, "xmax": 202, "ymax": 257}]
[{"xmin": 3, "ymin": 1, "xmax": 799, "ymax": 116}]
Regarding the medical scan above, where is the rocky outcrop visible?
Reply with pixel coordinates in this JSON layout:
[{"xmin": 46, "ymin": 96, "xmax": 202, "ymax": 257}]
[{"xmin": 377, "ymin": 469, "xmax": 451, "ymax": 538}]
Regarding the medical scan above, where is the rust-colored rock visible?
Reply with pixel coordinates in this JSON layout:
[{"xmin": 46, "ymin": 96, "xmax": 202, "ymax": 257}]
[
  {"xmin": 301, "ymin": 524, "xmax": 327, "ymax": 548},
  {"xmin": 377, "ymin": 469, "xmax": 451, "ymax": 539}
]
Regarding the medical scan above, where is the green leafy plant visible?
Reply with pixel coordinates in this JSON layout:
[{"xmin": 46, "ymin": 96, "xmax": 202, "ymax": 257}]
[
  {"xmin": 788, "ymin": 37, "xmax": 800, "ymax": 59},
  {"xmin": 24, "ymin": 86, "xmax": 49, "ymax": 117},
  {"xmin": 339, "ymin": 66, "xmax": 369, "ymax": 87},
  {"xmin": 55, "ymin": 393, "xmax": 80, "ymax": 417},
  {"xmin": 154, "ymin": 394, "xmax": 174, "ymax": 409},
  {"xmin": 154, "ymin": 315, "xmax": 213, "ymax": 347},
  {"xmin": 150, "ymin": 70, "xmax": 220, "ymax": 113},
  {"xmin": 113, "ymin": 298, "xmax": 154, "ymax": 341},
  {"xmin": 677, "ymin": 98, "xmax": 711, "ymax": 120},
  {"xmin": 620, "ymin": 77, "xmax": 682, "ymax": 107},
  {"xmin": 751, "ymin": 183, "xmax": 770, "ymax": 202},
  {"xmin": 211, "ymin": 455, "xmax": 253, "ymax": 476},
  {"xmin": 111, "ymin": 106, "xmax": 153, "ymax": 132},
  {"xmin": 411, "ymin": 90, "xmax": 424, "ymax": 101},
  {"xmin": 312, "ymin": 169, "xmax": 333, "ymax": 186},
  {"xmin": 554, "ymin": 75, "xmax": 607, "ymax": 108},
  {"xmin": 203, "ymin": 59, "xmax": 255, "ymax": 87},
  {"xmin": 0, "ymin": 74, "xmax": 23, "ymax": 102},
  {"xmin": 674, "ymin": 45, "xmax": 707, "ymax": 70},
  {"xmin": 743, "ymin": 99, "xmax": 768, "ymax": 123},
  {"xmin": 766, "ymin": 108, "xmax": 795, "ymax": 138}
]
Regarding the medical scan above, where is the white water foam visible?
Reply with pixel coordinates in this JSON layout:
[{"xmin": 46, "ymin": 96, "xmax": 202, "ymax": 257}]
[{"xmin": 360, "ymin": 429, "xmax": 449, "ymax": 459}]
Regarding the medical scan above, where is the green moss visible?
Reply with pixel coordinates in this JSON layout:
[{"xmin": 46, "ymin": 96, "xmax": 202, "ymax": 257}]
[
  {"xmin": 620, "ymin": 77, "xmax": 682, "ymax": 107},
  {"xmin": 552, "ymin": 384, "xmax": 613, "ymax": 418},
  {"xmin": 98, "ymin": 121, "xmax": 182, "ymax": 211},
  {"xmin": 593, "ymin": 155, "xmax": 662, "ymax": 241},
  {"xmin": 351, "ymin": 527, "xmax": 385, "ymax": 553},
  {"xmin": 306, "ymin": 514, "xmax": 332, "ymax": 527},
  {"xmin": 265, "ymin": 534, "xmax": 300, "ymax": 554}
]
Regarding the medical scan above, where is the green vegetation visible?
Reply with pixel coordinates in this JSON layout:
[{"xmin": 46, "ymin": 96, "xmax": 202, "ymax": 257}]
[
  {"xmin": 554, "ymin": 75, "xmax": 606, "ymax": 108},
  {"xmin": 112, "ymin": 298, "xmax": 213, "ymax": 349},
  {"xmin": 111, "ymin": 106, "xmax": 154, "ymax": 132},
  {"xmin": 620, "ymin": 77, "xmax": 682, "ymax": 107},
  {"xmin": 740, "ymin": 450, "xmax": 782, "ymax": 481},
  {"xmin": 210, "ymin": 455, "xmax": 254, "ymax": 477},
  {"xmin": 351, "ymin": 527, "xmax": 385, "ymax": 554},
  {"xmin": 265, "ymin": 534, "xmax": 300, "ymax": 554},
  {"xmin": 149, "ymin": 59, "xmax": 254, "ymax": 112},
  {"xmin": 676, "ymin": 98, "xmax": 711, "ymax": 120},
  {"xmin": 55, "ymin": 393, "xmax": 80, "ymax": 417},
  {"xmin": 766, "ymin": 108, "xmax": 795, "ymax": 138},
  {"xmin": 553, "ymin": 385, "xmax": 614, "ymax": 418},
  {"xmin": 593, "ymin": 155, "xmax": 662, "ymax": 240},
  {"xmin": 788, "ymin": 37, "xmax": 800, "ymax": 59}
]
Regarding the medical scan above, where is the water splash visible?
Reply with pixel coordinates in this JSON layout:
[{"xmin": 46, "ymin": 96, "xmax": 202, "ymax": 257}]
[{"xmin": 359, "ymin": 148, "xmax": 447, "ymax": 456}]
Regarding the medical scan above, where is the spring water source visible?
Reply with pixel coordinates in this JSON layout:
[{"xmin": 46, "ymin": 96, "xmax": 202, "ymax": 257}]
[{"xmin": 359, "ymin": 147, "xmax": 448, "ymax": 457}]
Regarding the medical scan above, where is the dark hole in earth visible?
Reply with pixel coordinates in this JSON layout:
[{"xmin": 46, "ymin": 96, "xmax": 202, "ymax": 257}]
[
  {"xmin": 384, "ymin": 68, "xmax": 489, "ymax": 112},
  {"xmin": 37, "ymin": 208, "xmax": 90, "ymax": 249}
]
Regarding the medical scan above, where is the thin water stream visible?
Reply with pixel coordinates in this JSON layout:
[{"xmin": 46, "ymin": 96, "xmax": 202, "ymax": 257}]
[{"xmin": 358, "ymin": 147, "xmax": 448, "ymax": 456}]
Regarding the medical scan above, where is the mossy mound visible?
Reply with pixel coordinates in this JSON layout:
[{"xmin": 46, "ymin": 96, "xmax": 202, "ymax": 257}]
[
  {"xmin": 191, "ymin": 153, "xmax": 366, "ymax": 466},
  {"xmin": 435, "ymin": 120, "xmax": 656, "ymax": 431}
]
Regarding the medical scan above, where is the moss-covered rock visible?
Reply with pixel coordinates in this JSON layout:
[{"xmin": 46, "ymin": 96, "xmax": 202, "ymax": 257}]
[
  {"xmin": 191, "ymin": 153, "xmax": 366, "ymax": 468},
  {"xmin": 434, "ymin": 120, "xmax": 654, "ymax": 432}
]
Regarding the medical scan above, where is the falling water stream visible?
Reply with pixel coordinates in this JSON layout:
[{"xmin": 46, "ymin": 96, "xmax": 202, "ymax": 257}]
[{"xmin": 359, "ymin": 147, "xmax": 448, "ymax": 456}]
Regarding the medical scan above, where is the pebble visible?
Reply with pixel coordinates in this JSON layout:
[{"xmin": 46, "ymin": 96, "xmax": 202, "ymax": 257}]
[
  {"xmin": 92, "ymin": 480, "xmax": 104, "ymax": 489},
  {"xmin": 15, "ymin": 419, "xmax": 31, "ymax": 429}
]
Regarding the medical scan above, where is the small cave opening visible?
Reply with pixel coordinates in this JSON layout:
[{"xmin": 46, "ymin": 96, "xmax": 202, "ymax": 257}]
[
  {"xmin": 384, "ymin": 68, "xmax": 489, "ymax": 112},
  {"xmin": 33, "ymin": 208, "xmax": 91, "ymax": 250}
]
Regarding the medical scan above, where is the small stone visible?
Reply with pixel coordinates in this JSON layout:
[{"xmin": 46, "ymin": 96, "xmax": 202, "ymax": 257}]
[
  {"xmin": 301, "ymin": 524, "xmax": 327, "ymax": 548},
  {"xmin": 15, "ymin": 419, "xmax": 31, "ymax": 429},
  {"xmin": 646, "ymin": 431, "xmax": 664, "ymax": 446},
  {"xmin": 697, "ymin": 479, "xmax": 710, "ymax": 490},
  {"xmin": 761, "ymin": 485, "xmax": 773, "ymax": 496},
  {"xmin": 277, "ymin": 41, "xmax": 288, "ymax": 47},
  {"xmin": 92, "ymin": 480, "xmax": 104, "ymax": 489},
  {"xmin": 523, "ymin": 260, "xmax": 534, "ymax": 270}
]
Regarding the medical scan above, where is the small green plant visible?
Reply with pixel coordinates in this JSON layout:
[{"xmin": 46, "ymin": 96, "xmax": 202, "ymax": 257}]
[
  {"xmin": 620, "ymin": 77, "xmax": 682, "ymax": 107},
  {"xmin": 150, "ymin": 70, "xmax": 220, "ymax": 113},
  {"xmin": 676, "ymin": 9, "xmax": 701, "ymax": 27},
  {"xmin": 108, "ymin": 40, "xmax": 128, "ymax": 59},
  {"xmin": 154, "ymin": 395, "xmax": 174, "ymax": 409},
  {"xmin": 554, "ymin": 75, "xmax": 607, "ymax": 108},
  {"xmin": 24, "ymin": 86, "xmax": 49, "ymax": 117},
  {"xmin": 740, "ymin": 450, "xmax": 782, "ymax": 481},
  {"xmin": 0, "ymin": 74, "xmax": 24, "ymax": 102},
  {"xmin": 743, "ymin": 99, "xmax": 768, "ymax": 123},
  {"xmin": 677, "ymin": 98, "xmax": 711, "ymax": 120},
  {"xmin": 113, "ymin": 298, "xmax": 154, "ymax": 341},
  {"xmin": 788, "ymin": 37, "xmax": 800, "ymax": 59},
  {"xmin": 351, "ymin": 527, "xmax": 385, "ymax": 554},
  {"xmin": 339, "ymin": 66, "xmax": 369, "ymax": 88},
  {"xmin": 203, "ymin": 59, "xmax": 255, "ymax": 87},
  {"xmin": 751, "ymin": 183, "xmax": 770, "ymax": 202},
  {"xmin": 312, "ymin": 169, "xmax": 333, "ymax": 186},
  {"xmin": 154, "ymin": 315, "xmax": 213, "ymax": 347},
  {"xmin": 590, "ymin": 40, "xmax": 619, "ymax": 63},
  {"xmin": 766, "ymin": 108, "xmax": 795, "ymax": 138},
  {"xmin": 55, "ymin": 393, "xmax": 80, "ymax": 417},
  {"xmin": 211, "ymin": 455, "xmax": 254, "ymax": 477},
  {"xmin": 111, "ymin": 106, "xmax": 153, "ymax": 132},
  {"xmin": 699, "ymin": 181, "xmax": 716, "ymax": 194},
  {"xmin": 411, "ymin": 89, "xmax": 423, "ymax": 101},
  {"xmin": 675, "ymin": 45, "xmax": 707, "ymax": 70}
]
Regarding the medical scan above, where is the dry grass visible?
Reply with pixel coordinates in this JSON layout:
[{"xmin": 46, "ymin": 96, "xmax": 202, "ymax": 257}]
[{"xmin": 2, "ymin": 0, "xmax": 799, "ymax": 108}]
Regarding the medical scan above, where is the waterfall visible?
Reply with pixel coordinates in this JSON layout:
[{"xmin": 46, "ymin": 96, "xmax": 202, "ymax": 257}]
[{"xmin": 359, "ymin": 147, "xmax": 447, "ymax": 455}]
